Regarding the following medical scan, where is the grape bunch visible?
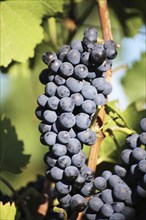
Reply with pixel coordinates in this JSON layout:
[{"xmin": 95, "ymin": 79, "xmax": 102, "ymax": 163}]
[
  {"xmin": 36, "ymin": 27, "xmax": 117, "ymax": 213},
  {"xmin": 84, "ymin": 118, "xmax": 146, "ymax": 220}
]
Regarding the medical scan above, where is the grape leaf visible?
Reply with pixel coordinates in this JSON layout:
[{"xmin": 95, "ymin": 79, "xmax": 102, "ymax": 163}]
[
  {"xmin": 0, "ymin": 202, "xmax": 16, "ymax": 220},
  {"xmin": 0, "ymin": 116, "xmax": 30, "ymax": 174},
  {"xmin": 121, "ymin": 53, "xmax": 146, "ymax": 102},
  {"xmin": 0, "ymin": 0, "xmax": 64, "ymax": 67}
]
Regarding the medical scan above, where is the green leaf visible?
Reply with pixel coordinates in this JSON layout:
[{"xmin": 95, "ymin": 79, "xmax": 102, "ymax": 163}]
[
  {"xmin": 0, "ymin": 202, "xmax": 16, "ymax": 220},
  {"xmin": 0, "ymin": 0, "xmax": 64, "ymax": 67},
  {"xmin": 121, "ymin": 53, "xmax": 146, "ymax": 102},
  {"xmin": 0, "ymin": 116, "xmax": 30, "ymax": 174}
]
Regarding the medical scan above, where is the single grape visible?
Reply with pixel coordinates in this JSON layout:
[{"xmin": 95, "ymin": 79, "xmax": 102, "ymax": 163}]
[
  {"xmin": 59, "ymin": 112, "xmax": 75, "ymax": 129},
  {"xmin": 70, "ymin": 40, "xmax": 83, "ymax": 53},
  {"xmin": 66, "ymin": 77, "xmax": 83, "ymax": 93},
  {"xmin": 114, "ymin": 165, "xmax": 127, "ymax": 178},
  {"xmin": 45, "ymin": 82, "xmax": 57, "ymax": 97},
  {"xmin": 81, "ymin": 85, "xmax": 97, "ymax": 100},
  {"xmin": 44, "ymin": 152, "xmax": 57, "ymax": 167},
  {"xmin": 75, "ymin": 113, "xmax": 91, "ymax": 130},
  {"xmin": 140, "ymin": 118, "xmax": 146, "ymax": 131},
  {"xmin": 97, "ymin": 59, "xmax": 112, "ymax": 72},
  {"xmin": 35, "ymin": 106, "xmax": 43, "ymax": 119},
  {"xmin": 100, "ymin": 189, "xmax": 113, "ymax": 204},
  {"xmin": 93, "ymin": 94, "xmax": 106, "ymax": 106},
  {"xmin": 59, "ymin": 97, "xmax": 75, "ymax": 112},
  {"xmin": 64, "ymin": 166, "xmax": 79, "ymax": 181},
  {"xmin": 73, "ymin": 175, "xmax": 85, "ymax": 189},
  {"xmin": 57, "ymin": 131, "xmax": 70, "ymax": 144},
  {"xmin": 56, "ymin": 85, "xmax": 70, "ymax": 98},
  {"xmin": 47, "ymin": 96, "xmax": 59, "ymax": 110},
  {"xmin": 131, "ymin": 147, "xmax": 146, "ymax": 161},
  {"xmin": 120, "ymin": 149, "xmax": 132, "ymax": 165},
  {"xmin": 50, "ymin": 59, "xmax": 62, "ymax": 72},
  {"xmin": 44, "ymin": 131, "xmax": 57, "ymax": 146},
  {"xmin": 126, "ymin": 134, "xmax": 140, "ymax": 149},
  {"xmin": 109, "ymin": 213, "xmax": 125, "ymax": 220},
  {"xmin": 58, "ymin": 194, "xmax": 71, "ymax": 205},
  {"xmin": 112, "ymin": 202, "xmax": 125, "ymax": 213},
  {"xmin": 138, "ymin": 159, "xmax": 146, "ymax": 173},
  {"xmin": 102, "ymin": 82, "xmax": 113, "ymax": 95},
  {"xmin": 59, "ymin": 62, "xmax": 74, "ymax": 77},
  {"xmin": 77, "ymin": 128, "xmax": 97, "ymax": 145},
  {"xmin": 51, "ymin": 143, "xmax": 67, "ymax": 157},
  {"xmin": 37, "ymin": 94, "xmax": 49, "ymax": 107},
  {"xmin": 81, "ymin": 100, "xmax": 96, "ymax": 115},
  {"xmin": 67, "ymin": 138, "xmax": 82, "ymax": 155},
  {"xmin": 90, "ymin": 47, "xmax": 106, "ymax": 64},
  {"xmin": 56, "ymin": 181, "xmax": 72, "ymax": 195},
  {"xmin": 42, "ymin": 52, "xmax": 57, "ymax": 65},
  {"xmin": 66, "ymin": 49, "xmax": 80, "ymax": 65},
  {"xmin": 92, "ymin": 77, "xmax": 106, "ymax": 92},
  {"xmin": 70, "ymin": 194, "xmax": 87, "ymax": 212},
  {"xmin": 108, "ymin": 175, "xmax": 122, "ymax": 188},
  {"xmin": 113, "ymin": 183, "xmax": 131, "ymax": 201},
  {"xmin": 81, "ymin": 51, "xmax": 90, "ymax": 66},
  {"xmin": 39, "ymin": 122, "xmax": 51, "ymax": 134},
  {"xmin": 57, "ymin": 155, "xmax": 71, "ymax": 169},
  {"xmin": 100, "ymin": 203, "xmax": 114, "ymax": 217},
  {"xmin": 71, "ymin": 151, "xmax": 86, "ymax": 168},
  {"xmin": 101, "ymin": 170, "xmax": 112, "ymax": 180},
  {"xmin": 74, "ymin": 64, "xmax": 88, "ymax": 79},
  {"xmin": 139, "ymin": 132, "xmax": 146, "ymax": 145},
  {"xmin": 80, "ymin": 166, "xmax": 95, "ymax": 182},
  {"xmin": 94, "ymin": 177, "xmax": 107, "ymax": 190},
  {"xmin": 54, "ymin": 75, "xmax": 65, "ymax": 85},
  {"xmin": 89, "ymin": 196, "xmax": 103, "ymax": 212},
  {"xmin": 43, "ymin": 110, "xmax": 57, "ymax": 124},
  {"xmin": 71, "ymin": 93, "xmax": 84, "ymax": 106},
  {"xmin": 106, "ymin": 48, "xmax": 117, "ymax": 59},
  {"xmin": 80, "ymin": 182, "xmax": 95, "ymax": 197},
  {"xmin": 104, "ymin": 40, "xmax": 116, "ymax": 49},
  {"xmin": 50, "ymin": 166, "xmax": 63, "ymax": 181}
]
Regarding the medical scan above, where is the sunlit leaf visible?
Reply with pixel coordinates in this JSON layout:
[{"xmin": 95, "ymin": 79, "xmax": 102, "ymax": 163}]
[
  {"xmin": 0, "ymin": 202, "xmax": 16, "ymax": 220},
  {"xmin": 0, "ymin": 0, "xmax": 64, "ymax": 67}
]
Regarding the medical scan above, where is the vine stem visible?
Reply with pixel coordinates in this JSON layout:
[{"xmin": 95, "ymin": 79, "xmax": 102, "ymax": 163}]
[
  {"xmin": 0, "ymin": 175, "xmax": 32, "ymax": 220},
  {"xmin": 77, "ymin": 0, "xmax": 113, "ymax": 219}
]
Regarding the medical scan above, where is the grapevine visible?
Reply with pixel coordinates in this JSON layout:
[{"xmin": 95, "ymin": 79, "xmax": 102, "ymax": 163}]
[{"xmin": 0, "ymin": 0, "xmax": 146, "ymax": 220}]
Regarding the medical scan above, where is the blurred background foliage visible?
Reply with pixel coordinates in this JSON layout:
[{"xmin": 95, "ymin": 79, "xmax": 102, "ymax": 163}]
[{"xmin": 0, "ymin": 0, "xmax": 146, "ymax": 195}]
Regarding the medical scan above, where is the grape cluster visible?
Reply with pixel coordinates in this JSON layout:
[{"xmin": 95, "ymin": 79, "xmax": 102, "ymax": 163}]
[
  {"xmin": 36, "ymin": 27, "xmax": 117, "ymax": 213},
  {"xmin": 84, "ymin": 118, "xmax": 146, "ymax": 220}
]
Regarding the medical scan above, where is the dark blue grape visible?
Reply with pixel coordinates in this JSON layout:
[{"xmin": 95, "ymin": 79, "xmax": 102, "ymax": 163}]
[
  {"xmin": 81, "ymin": 85, "xmax": 97, "ymax": 100},
  {"xmin": 50, "ymin": 59, "xmax": 62, "ymax": 72},
  {"xmin": 54, "ymin": 75, "xmax": 65, "ymax": 85},
  {"xmin": 109, "ymin": 213, "xmax": 125, "ymax": 220},
  {"xmin": 92, "ymin": 77, "xmax": 106, "ymax": 92},
  {"xmin": 94, "ymin": 177, "xmax": 107, "ymax": 190},
  {"xmin": 59, "ymin": 97, "xmax": 75, "ymax": 112},
  {"xmin": 75, "ymin": 113, "xmax": 91, "ymax": 130},
  {"xmin": 93, "ymin": 94, "xmax": 106, "ymax": 106},
  {"xmin": 112, "ymin": 202, "xmax": 125, "ymax": 213},
  {"xmin": 45, "ymin": 82, "xmax": 57, "ymax": 97},
  {"xmin": 81, "ymin": 51, "xmax": 90, "ymax": 66},
  {"xmin": 50, "ymin": 166, "xmax": 63, "ymax": 181},
  {"xmin": 42, "ymin": 52, "xmax": 57, "ymax": 65},
  {"xmin": 100, "ymin": 189, "xmax": 113, "ymax": 204},
  {"xmin": 104, "ymin": 40, "xmax": 116, "ymax": 49},
  {"xmin": 138, "ymin": 159, "xmax": 146, "ymax": 173},
  {"xmin": 66, "ymin": 49, "xmax": 80, "ymax": 65},
  {"xmin": 39, "ymin": 122, "xmax": 51, "ymax": 134},
  {"xmin": 71, "ymin": 151, "xmax": 86, "ymax": 168},
  {"xmin": 113, "ymin": 183, "xmax": 131, "ymax": 201},
  {"xmin": 70, "ymin": 194, "xmax": 87, "ymax": 212},
  {"xmin": 101, "ymin": 170, "xmax": 112, "ymax": 180},
  {"xmin": 66, "ymin": 77, "xmax": 83, "ymax": 93},
  {"xmin": 77, "ymin": 128, "xmax": 96, "ymax": 145},
  {"xmin": 140, "ymin": 118, "xmax": 146, "ymax": 131},
  {"xmin": 59, "ymin": 112, "xmax": 75, "ymax": 129},
  {"xmin": 47, "ymin": 96, "xmax": 59, "ymax": 110},
  {"xmin": 67, "ymin": 138, "xmax": 82, "ymax": 155},
  {"xmin": 81, "ymin": 100, "xmax": 96, "ymax": 115},
  {"xmin": 80, "ymin": 182, "xmax": 95, "ymax": 197},
  {"xmin": 56, "ymin": 85, "xmax": 70, "ymax": 98},
  {"xmin": 70, "ymin": 40, "xmax": 83, "ymax": 53},
  {"xmin": 106, "ymin": 48, "xmax": 117, "ymax": 59},
  {"xmin": 44, "ymin": 131, "xmax": 57, "ymax": 146},
  {"xmin": 74, "ymin": 64, "xmax": 88, "ymax": 79},
  {"xmin": 132, "ymin": 147, "xmax": 146, "ymax": 162},
  {"xmin": 71, "ymin": 93, "xmax": 84, "ymax": 106},
  {"xmin": 59, "ymin": 62, "xmax": 74, "ymax": 77},
  {"xmin": 56, "ymin": 181, "xmax": 72, "ymax": 195},
  {"xmin": 44, "ymin": 152, "xmax": 57, "ymax": 167},
  {"xmin": 64, "ymin": 166, "xmax": 79, "ymax": 181},
  {"xmin": 100, "ymin": 203, "xmax": 114, "ymax": 217},
  {"xmin": 139, "ymin": 132, "xmax": 146, "ymax": 145},
  {"xmin": 126, "ymin": 134, "xmax": 140, "ymax": 149},
  {"xmin": 57, "ymin": 131, "xmax": 70, "ymax": 144},
  {"xmin": 57, "ymin": 155, "xmax": 71, "ymax": 169},
  {"xmin": 89, "ymin": 196, "xmax": 103, "ymax": 212},
  {"xmin": 37, "ymin": 94, "xmax": 49, "ymax": 107},
  {"xmin": 43, "ymin": 110, "xmax": 57, "ymax": 124},
  {"xmin": 114, "ymin": 165, "xmax": 127, "ymax": 178},
  {"xmin": 52, "ymin": 143, "xmax": 67, "ymax": 157}
]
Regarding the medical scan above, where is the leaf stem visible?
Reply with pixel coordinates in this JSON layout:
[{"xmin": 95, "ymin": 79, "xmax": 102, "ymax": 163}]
[
  {"xmin": 105, "ymin": 126, "xmax": 134, "ymax": 135},
  {"xmin": 0, "ymin": 175, "xmax": 32, "ymax": 220}
]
